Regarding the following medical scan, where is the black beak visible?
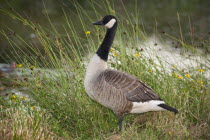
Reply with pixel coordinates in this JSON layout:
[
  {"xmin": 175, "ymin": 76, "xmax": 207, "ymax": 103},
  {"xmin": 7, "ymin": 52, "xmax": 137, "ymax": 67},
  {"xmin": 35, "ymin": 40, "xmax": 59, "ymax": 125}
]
[{"xmin": 93, "ymin": 20, "xmax": 103, "ymax": 25}]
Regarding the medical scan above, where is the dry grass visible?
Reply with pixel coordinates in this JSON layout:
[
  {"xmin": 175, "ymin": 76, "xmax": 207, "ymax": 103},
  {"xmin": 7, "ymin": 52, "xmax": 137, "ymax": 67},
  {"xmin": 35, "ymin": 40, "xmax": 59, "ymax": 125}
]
[{"xmin": 0, "ymin": 105, "xmax": 64, "ymax": 140}]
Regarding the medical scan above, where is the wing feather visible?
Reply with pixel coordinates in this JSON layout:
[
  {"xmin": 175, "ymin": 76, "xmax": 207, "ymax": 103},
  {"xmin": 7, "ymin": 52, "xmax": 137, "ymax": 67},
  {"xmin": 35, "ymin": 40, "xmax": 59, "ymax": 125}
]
[{"xmin": 101, "ymin": 69, "xmax": 162, "ymax": 102}]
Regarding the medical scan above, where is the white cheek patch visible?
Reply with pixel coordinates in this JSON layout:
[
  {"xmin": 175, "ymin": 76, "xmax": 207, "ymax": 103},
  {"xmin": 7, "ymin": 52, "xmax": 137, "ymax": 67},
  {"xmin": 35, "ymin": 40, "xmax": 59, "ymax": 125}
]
[{"xmin": 105, "ymin": 19, "xmax": 116, "ymax": 28}]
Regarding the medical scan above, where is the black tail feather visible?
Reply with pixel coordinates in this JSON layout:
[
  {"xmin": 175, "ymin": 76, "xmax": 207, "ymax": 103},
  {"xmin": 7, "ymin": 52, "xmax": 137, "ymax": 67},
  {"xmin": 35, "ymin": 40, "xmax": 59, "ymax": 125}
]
[{"xmin": 158, "ymin": 104, "xmax": 178, "ymax": 114}]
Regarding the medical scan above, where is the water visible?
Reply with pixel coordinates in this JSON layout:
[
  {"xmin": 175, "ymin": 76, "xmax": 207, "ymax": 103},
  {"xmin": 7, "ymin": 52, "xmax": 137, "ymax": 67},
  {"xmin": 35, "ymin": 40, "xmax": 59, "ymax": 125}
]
[
  {"xmin": 139, "ymin": 36, "xmax": 210, "ymax": 79},
  {"xmin": 0, "ymin": 0, "xmax": 210, "ymax": 62}
]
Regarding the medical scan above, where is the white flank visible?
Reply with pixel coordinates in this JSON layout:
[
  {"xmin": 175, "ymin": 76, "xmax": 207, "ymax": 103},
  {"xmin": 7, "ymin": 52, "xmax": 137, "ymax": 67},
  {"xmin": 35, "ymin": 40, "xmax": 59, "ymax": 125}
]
[
  {"xmin": 105, "ymin": 19, "xmax": 116, "ymax": 28},
  {"xmin": 130, "ymin": 100, "xmax": 166, "ymax": 113}
]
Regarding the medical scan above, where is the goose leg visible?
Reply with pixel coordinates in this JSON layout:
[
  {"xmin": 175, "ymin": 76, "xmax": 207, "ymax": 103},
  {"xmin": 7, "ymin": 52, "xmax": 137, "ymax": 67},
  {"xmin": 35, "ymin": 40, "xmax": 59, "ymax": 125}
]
[{"xmin": 118, "ymin": 117, "xmax": 124, "ymax": 131}]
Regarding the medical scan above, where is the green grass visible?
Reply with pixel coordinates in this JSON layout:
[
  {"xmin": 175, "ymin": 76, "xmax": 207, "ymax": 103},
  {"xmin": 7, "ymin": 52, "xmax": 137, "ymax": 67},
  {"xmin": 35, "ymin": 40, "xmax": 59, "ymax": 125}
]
[{"xmin": 0, "ymin": 1, "xmax": 209, "ymax": 139}]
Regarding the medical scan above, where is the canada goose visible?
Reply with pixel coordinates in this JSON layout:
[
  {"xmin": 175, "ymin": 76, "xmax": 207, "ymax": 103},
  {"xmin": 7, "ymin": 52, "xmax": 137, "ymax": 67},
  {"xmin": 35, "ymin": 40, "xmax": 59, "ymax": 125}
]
[{"xmin": 84, "ymin": 15, "xmax": 178, "ymax": 131}]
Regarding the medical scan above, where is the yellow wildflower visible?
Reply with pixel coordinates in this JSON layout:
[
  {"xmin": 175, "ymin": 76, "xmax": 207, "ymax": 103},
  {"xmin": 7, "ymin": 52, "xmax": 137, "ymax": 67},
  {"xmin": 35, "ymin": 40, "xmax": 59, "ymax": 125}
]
[
  {"xmin": 25, "ymin": 83, "xmax": 29, "ymax": 86},
  {"xmin": 173, "ymin": 73, "xmax": 178, "ymax": 77},
  {"xmin": 31, "ymin": 106, "xmax": 36, "ymax": 110},
  {"xmin": 16, "ymin": 64, "xmax": 23, "ymax": 68},
  {"xmin": 85, "ymin": 31, "xmax": 91, "ymax": 34},
  {"xmin": 197, "ymin": 81, "xmax": 204, "ymax": 84},
  {"xmin": 149, "ymin": 70, "xmax": 153, "ymax": 73},
  {"xmin": 185, "ymin": 74, "xmax": 190, "ymax": 78},
  {"xmin": 37, "ymin": 84, "xmax": 41, "ymax": 87},
  {"xmin": 21, "ymin": 96, "xmax": 27, "ymax": 100},
  {"xmin": 110, "ymin": 48, "xmax": 115, "ymax": 52},
  {"xmin": 113, "ymin": 52, "xmax": 118, "ymax": 56},
  {"xmin": 133, "ymin": 62, "xmax": 137, "ymax": 65},
  {"xmin": 177, "ymin": 76, "xmax": 183, "ymax": 79},
  {"xmin": 11, "ymin": 95, "xmax": 17, "ymax": 99},
  {"xmin": 134, "ymin": 53, "xmax": 140, "ymax": 57},
  {"xmin": 173, "ymin": 65, "xmax": 177, "ymax": 68},
  {"xmin": 30, "ymin": 66, "xmax": 35, "ymax": 70},
  {"xmin": 168, "ymin": 131, "xmax": 172, "ymax": 135},
  {"xmin": 198, "ymin": 69, "xmax": 204, "ymax": 72},
  {"xmin": 173, "ymin": 73, "xmax": 183, "ymax": 79}
]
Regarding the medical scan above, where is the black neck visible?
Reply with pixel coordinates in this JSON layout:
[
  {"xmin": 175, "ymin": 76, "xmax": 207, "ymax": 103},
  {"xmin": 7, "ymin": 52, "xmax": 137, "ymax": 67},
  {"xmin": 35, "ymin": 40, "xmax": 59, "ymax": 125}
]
[{"xmin": 96, "ymin": 23, "xmax": 117, "ymax": 61}]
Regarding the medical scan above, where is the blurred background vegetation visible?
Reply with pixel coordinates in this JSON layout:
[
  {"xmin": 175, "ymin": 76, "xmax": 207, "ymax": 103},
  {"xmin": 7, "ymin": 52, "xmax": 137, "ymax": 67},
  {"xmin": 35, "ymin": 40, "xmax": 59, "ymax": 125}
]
[{"xmin": 0, "ymin": 0, "xmax": 210, "ymax": 63}]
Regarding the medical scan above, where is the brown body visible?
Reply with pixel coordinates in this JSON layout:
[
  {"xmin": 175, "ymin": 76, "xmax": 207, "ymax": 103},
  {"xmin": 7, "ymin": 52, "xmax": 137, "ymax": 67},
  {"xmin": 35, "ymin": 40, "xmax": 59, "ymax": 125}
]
[{"xmin": 86, "ymin": 68, "xmax": 162, "ymax": 118}]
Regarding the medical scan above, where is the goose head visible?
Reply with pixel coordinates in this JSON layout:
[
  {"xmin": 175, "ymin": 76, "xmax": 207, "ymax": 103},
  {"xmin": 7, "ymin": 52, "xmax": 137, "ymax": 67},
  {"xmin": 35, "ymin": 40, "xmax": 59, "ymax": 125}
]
[{"xmin": 93, "ymin": 15, "xmax": 117, "ymax": 29}]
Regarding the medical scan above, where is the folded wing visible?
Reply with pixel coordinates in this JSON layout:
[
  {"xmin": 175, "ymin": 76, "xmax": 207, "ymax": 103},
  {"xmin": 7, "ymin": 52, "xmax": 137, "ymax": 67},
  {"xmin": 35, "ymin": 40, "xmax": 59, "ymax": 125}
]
[{"xmin": 101, "ymin": 69, "xmax": 162, "ymax": 102}]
